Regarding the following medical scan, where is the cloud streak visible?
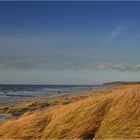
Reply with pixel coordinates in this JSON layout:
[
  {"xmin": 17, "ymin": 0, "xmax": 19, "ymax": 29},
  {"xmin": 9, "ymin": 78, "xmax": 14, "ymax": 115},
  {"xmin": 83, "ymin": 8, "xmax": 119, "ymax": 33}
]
[
  {"xmin": 0, "ymin": 59, "xmax": 47, "ymax": 70},
  {"xmin": 98, "ymin": 63, "xmax": 111, "ymax": 70},
  {"xmin": 45, "ymin": 62, "xmax": 140, "ymax": 72},
  {"xmin": 105, "ymin": 25, "xmax": 124, "ymax": 42},
  {"xmin": 98, "ymin": 63, "xmax": 140, "ymax": 72},
  {"xmin": 0, "ymin": 59, "xmax": 140, "ymax": 72}
]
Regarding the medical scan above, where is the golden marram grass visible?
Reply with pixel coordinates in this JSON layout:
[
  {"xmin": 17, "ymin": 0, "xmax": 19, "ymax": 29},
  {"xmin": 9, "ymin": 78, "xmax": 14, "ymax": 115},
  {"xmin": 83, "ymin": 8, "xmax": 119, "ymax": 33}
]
[{"xmin": 0, "ymin": 85, "xmax": 139, "ymax": 139}]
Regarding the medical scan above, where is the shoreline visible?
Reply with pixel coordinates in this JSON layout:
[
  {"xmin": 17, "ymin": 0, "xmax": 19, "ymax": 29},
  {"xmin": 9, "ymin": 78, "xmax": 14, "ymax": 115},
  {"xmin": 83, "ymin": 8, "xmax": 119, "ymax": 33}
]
[
  {"xmin": 0, "ymin": 85, "xmax": 108, "ymax": 106},
  {"xmin": 0, "ymin": 85, "xmax": 115, "ymax": 121}
]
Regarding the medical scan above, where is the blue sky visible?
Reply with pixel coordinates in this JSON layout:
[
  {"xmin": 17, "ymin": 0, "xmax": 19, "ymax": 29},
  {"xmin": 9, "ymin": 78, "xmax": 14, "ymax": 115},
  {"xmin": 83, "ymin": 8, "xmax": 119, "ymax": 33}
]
[{"xmin": 0, "ymin": 1, "xmax": 140, "ymax": 84}]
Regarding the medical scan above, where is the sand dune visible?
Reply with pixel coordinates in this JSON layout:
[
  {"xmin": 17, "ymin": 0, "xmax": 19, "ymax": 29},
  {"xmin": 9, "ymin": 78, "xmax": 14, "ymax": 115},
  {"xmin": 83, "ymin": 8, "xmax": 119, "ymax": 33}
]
[{"xmin": 0, "ymin": 85, "xmax": 139, "ymax": 139}]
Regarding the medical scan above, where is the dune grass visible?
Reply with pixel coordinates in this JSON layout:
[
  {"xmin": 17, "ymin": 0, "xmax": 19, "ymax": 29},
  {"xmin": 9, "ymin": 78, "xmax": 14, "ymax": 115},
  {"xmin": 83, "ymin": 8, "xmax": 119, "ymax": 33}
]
[
  {"xmin": 5, "ymin": 93, "xmax": 90, "ymax": 116},
  {"xmin": 0, "ymin": 106, "xmax": 9, "ymax": 114},
  {"xmin": 0, "ymin": 85, "xmax": 139, "ymax": 139}
]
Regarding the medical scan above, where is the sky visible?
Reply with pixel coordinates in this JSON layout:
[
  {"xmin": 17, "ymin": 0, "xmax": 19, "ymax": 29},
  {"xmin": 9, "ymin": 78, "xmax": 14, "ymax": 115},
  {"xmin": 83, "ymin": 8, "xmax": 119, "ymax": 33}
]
[{"xmin": 0, "ymin": 1, "xmax": 140, "ymax": 85}]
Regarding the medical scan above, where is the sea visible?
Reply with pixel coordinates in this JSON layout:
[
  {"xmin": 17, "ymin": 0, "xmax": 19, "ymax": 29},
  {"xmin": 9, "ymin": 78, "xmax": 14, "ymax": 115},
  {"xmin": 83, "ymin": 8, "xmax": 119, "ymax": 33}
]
[{"xmin": 0, "ymin": 84, "xmax": 103, "ymax": 100}]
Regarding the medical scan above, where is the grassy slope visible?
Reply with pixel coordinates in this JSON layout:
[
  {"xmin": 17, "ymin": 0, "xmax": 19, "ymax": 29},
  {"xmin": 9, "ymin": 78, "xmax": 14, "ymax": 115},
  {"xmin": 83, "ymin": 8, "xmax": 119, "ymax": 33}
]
[
  {"xmin": 4, "ymin": 94, "xmax": 89, "ymax": 116},
  {"xmin": 0, "ymin": 85, "xmax": 139, "ymax": 139}
]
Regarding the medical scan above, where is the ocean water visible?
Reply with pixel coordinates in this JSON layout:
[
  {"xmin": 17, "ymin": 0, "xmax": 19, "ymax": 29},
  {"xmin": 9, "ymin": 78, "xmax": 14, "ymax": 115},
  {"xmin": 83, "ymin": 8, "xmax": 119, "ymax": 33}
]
[{"xmin": 0, "ymin": 84, "xmax": 102, "ymax": 99}]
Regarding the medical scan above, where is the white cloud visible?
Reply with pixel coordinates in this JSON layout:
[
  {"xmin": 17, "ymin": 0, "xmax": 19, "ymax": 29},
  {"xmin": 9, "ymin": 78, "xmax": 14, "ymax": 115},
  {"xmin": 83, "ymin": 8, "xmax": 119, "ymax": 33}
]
[
  {"xmin": 113, "ymin": 64, "xmax": 127, "ymax": 71},
  {"xmin": 0, "ymin": 59, "xmax": 48, "ymax": 70},
  {"xmin": 134, "ymin": 64, "xmax": 140, "ymax": 71},
  {"xmin": 105, "ymin": 25, "xmax": 124, "ymax": 42},
  {"xmin": 98, "ymin": 63, "xmax": 111, "ymax": 69},
  {"xmin": 99, "ymin": 63, "xmax": 140, "ymax": 72},
  {"xmin": 0, "ymin": 59, "xmax": 140, "ymax": 72}
]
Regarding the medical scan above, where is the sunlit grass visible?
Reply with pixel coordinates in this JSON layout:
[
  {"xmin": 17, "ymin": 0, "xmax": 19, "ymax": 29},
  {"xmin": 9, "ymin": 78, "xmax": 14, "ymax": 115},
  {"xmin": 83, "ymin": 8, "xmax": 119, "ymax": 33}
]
[{"xmin": 0, "ymin": 85, "xmax": 139, "ymax": 139}]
